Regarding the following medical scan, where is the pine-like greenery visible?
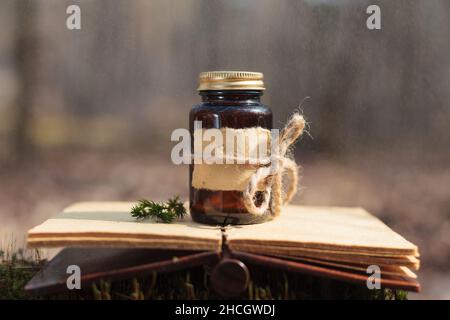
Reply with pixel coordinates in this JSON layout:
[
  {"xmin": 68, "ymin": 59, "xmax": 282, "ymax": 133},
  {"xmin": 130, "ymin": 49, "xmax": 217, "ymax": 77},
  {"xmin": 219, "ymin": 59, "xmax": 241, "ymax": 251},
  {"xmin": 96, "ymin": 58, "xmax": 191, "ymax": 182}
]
[{"xmin": 131, "ymin": 196, "xmax": 187, "ymax": 223}]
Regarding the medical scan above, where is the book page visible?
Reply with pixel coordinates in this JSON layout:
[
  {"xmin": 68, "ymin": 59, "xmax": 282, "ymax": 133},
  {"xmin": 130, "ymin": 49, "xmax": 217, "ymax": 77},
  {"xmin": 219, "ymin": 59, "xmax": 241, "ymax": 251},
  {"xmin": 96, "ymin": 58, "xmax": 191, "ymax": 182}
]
[
  {"xmin": 28, "ymin": 202, "xmax": 222, "ymax": 251},
  {"xmin": 227, "ymin": 205, "xmax": 418, "ymax": 256}
]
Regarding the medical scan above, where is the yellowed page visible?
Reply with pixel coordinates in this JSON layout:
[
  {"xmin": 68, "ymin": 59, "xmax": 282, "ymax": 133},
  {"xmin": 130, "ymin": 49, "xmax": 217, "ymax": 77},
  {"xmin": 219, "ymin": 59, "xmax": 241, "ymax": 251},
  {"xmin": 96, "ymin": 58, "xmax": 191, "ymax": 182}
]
[
  {"xmin": 28, "ymin": 202, "xmax": 222, "ymax": 251},
  {"xmin": 227, "ymin": 205, "xmax": 419, "ymax": 256}
]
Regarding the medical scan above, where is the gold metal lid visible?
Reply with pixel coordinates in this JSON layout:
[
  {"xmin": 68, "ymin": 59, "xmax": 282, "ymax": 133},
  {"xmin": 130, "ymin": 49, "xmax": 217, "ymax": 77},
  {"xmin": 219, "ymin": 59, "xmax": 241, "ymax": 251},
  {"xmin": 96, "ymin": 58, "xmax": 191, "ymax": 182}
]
[{"xmin": 197, "ymin": 71, "xmax": 265, "ymax": 91}]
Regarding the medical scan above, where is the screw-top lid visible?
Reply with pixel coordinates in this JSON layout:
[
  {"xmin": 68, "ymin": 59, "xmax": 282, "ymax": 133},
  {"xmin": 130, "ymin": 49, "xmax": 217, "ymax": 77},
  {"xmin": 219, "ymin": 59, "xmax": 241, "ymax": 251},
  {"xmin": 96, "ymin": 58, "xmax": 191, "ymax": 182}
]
[{"xmin": 197, "ymin": 71, "xmax": 265, "ymax": 91}]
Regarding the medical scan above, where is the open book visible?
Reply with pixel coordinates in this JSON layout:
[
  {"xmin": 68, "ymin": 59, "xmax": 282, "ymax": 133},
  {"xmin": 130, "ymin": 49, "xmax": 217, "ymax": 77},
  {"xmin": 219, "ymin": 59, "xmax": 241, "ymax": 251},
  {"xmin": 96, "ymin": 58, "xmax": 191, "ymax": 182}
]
[{"xmin": 27, "ymin": 202, "xmax": 420, "ymax": 290}]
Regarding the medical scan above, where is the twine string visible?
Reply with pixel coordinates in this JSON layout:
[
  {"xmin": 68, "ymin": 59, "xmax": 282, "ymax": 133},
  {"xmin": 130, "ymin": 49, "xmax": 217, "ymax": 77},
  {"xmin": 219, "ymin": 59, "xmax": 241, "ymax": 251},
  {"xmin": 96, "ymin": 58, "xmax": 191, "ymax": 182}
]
[{"xmin": 242, "ymin": 113, "xmax": 305, "ymax": 216}]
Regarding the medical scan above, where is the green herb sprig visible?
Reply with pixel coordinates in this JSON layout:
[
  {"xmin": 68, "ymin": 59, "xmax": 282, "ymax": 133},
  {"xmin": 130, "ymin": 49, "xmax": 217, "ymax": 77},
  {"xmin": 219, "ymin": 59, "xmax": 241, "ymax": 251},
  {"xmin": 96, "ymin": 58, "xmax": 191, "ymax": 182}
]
[{"xmin": 131, "ymin": 196, "xmax": 187, "ymax": 223}]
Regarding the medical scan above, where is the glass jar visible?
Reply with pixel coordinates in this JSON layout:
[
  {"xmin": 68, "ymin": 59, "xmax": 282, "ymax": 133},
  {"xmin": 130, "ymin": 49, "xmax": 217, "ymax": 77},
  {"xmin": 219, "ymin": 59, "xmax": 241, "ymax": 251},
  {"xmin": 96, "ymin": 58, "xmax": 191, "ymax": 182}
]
[{"xmin": 189, "ymin": 71, "xmax": 273, "ymax": 225}]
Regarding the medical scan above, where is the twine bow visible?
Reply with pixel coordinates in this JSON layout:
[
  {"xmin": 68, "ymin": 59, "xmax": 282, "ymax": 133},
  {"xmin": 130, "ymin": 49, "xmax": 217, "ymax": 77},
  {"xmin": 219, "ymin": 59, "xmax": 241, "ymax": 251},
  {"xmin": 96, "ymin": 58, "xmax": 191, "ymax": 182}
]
[{"xmin": 242, "ymin": 113, "xmax": 306, "ymax": 217}]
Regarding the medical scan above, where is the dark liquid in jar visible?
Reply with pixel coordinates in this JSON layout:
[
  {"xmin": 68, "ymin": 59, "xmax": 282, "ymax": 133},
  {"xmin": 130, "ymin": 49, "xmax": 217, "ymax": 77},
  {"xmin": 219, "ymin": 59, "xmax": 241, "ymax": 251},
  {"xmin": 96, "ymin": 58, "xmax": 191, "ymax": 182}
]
[{"xmin": 189, "ymin": 90, "xmax": 272, "ymax": 225}]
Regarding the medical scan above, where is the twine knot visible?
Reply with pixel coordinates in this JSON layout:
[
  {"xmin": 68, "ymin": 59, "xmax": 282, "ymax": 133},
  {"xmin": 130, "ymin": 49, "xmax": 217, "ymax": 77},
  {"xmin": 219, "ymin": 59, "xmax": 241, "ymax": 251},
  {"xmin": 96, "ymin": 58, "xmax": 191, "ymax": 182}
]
[{"xmin": 242, "ymin": 113, "xmax": 306, "ymax": 217}]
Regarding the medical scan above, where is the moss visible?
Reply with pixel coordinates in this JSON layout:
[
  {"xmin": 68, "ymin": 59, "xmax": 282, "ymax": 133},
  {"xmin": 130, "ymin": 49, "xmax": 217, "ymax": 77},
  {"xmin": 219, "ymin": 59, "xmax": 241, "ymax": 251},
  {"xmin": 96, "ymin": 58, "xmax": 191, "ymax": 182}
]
[{"xmin": 0, "ymin": 249, "xmax": 44, "ymax": 300}]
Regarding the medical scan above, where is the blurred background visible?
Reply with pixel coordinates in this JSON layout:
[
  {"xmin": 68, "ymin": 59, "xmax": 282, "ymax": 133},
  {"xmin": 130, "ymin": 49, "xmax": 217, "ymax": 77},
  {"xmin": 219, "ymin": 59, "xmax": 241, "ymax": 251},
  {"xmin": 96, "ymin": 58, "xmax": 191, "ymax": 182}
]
[{"xmin": 0, "ymin": 0, "xmax": 449, "ymax": 299}]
